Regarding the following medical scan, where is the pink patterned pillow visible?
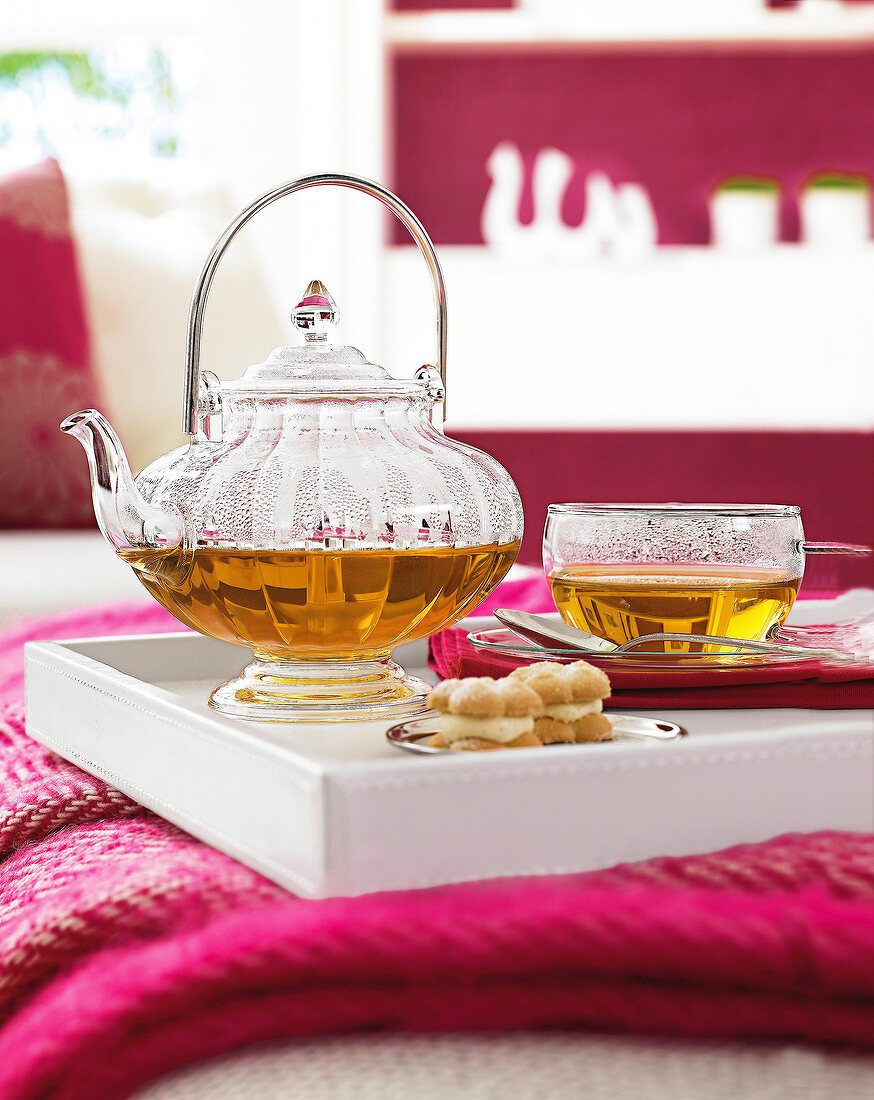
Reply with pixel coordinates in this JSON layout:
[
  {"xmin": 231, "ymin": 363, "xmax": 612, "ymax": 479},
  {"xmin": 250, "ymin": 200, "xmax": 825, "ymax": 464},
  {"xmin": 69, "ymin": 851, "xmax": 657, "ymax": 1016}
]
[{"xmin": 0, "ymin": 159, "xmax": 101, "ymax": 527}]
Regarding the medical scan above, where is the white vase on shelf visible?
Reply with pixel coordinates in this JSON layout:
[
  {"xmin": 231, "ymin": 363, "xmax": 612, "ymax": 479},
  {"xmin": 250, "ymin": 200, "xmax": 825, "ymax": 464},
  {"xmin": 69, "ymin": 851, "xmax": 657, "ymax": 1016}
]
[
  {"xmin": 710, "ymin": 179, "xmax": 780, "ymax": 252},
  {"xmin": 801, "ymin": 175, "xmax": 871, "ymax": 249}
]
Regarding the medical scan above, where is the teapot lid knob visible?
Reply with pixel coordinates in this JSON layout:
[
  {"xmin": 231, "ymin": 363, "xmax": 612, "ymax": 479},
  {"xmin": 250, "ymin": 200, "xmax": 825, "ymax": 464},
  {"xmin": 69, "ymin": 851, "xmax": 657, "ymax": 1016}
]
[{"xmin": 291, "ymin": 279, "xmax": 339, "ymax": 343}]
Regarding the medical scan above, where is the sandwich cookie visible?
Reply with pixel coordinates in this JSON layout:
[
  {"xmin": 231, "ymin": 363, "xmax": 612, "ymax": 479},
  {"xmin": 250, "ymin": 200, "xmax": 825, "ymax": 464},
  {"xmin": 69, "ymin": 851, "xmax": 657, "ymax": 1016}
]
[
  {"xmin": 508, "ymin": 660, "xmax": 612, "ymax": 743},
  {"xmin": 427, "ymin": 676, "xmax": 544, "ymax": 751}
]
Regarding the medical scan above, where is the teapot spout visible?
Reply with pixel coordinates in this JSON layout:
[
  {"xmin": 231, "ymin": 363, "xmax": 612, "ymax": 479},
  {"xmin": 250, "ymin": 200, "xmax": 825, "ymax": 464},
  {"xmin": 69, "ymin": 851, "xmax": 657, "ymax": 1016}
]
[{"xmin": 61, "ymin": 409, "xmax": 192, "ymax": 577}]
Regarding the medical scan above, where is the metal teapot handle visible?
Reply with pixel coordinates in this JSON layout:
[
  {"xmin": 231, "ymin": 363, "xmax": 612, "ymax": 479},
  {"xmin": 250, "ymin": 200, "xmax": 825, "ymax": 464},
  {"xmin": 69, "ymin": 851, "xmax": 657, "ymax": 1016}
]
[{"xmin": 183, "ymin": 172, "xmax": 448, "ymax": 435}]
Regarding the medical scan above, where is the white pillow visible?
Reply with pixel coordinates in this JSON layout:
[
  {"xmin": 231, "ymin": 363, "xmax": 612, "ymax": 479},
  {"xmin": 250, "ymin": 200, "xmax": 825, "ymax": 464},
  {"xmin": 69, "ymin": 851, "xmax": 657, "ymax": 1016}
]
[{"xmin": 68, "ymin": 162, "xmax": 289, "ymax": 474}]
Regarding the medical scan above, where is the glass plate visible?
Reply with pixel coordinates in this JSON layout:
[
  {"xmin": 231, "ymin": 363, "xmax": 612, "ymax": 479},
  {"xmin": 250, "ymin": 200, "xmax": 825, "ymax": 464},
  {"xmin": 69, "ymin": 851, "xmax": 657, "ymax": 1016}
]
[
  {"xmin": 449, "ymin": 596, "xmax": 873, "ymax": 688},
  {"xmin": 461, "ymin": 623, "xmax": 853, "ymax": 688},
  {"xmin": 467, "ymin": 625, "xmax": 828, "ymax": 672},
  {"xmin": 386, "ymin": 713, "xmax": 686, "ymax": 755}
]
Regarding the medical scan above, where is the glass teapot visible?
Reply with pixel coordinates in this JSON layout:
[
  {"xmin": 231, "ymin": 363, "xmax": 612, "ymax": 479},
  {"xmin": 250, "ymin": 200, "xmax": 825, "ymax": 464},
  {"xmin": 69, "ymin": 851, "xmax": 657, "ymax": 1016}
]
[{"xmin": 62, "ymin": 174, "xmax": 524, "ymax": 721}]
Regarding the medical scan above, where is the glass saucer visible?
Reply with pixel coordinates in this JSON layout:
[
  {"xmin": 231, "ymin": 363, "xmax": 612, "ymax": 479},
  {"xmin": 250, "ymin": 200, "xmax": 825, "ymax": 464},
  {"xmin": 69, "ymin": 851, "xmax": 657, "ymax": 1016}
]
[
  {"xmin": 386, "ymin": 713, "xmax": 686, "ymax": 755},
  {"xmin": 467, "ymin": 625, "xmax": 827, "ymax": 672},
  {"xmin": 461, "ymin": 622, "xmax": 849, "ymax": 689}
]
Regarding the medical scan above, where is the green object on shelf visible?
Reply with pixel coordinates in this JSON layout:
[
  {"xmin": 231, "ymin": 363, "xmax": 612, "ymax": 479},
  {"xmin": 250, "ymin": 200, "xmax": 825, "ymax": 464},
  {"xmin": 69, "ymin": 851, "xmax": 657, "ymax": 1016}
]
[
  {"xmin": 716, "ymin": 176, "xmax": 780, "ymax": 194},
  {"xmin": 806, "ymin": 172, "xmax": 870, "ymax": 193}
]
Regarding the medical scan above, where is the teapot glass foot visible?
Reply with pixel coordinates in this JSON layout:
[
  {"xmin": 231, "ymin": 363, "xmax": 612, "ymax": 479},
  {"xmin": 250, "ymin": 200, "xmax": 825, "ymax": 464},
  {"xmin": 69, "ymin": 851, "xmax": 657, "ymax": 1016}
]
[{"xmin": 208, "ymin": 655, "xmax": 432, "ymax": 723}]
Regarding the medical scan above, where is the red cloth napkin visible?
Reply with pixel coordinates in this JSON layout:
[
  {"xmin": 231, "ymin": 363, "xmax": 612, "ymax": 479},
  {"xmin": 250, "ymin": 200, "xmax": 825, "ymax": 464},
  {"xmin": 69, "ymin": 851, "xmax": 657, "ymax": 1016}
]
[
  {"xmin": 5, "ymin": 601, "xmax": 874, "ymax": 1099},
  {"xmin": 430, "ymin": 571, "xmax": 874, "ymax": 709}
]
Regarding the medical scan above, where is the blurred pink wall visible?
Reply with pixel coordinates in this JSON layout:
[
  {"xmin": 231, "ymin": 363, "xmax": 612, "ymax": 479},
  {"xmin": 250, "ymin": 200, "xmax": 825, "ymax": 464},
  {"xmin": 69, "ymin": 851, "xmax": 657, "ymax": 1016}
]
[
  {"xmin": 392, "ymin": 49, "xmax": 874, "ymax": 244},
  {"xmin": 392, "ymin": 1, "xmax": 513, "ymax": 9}
]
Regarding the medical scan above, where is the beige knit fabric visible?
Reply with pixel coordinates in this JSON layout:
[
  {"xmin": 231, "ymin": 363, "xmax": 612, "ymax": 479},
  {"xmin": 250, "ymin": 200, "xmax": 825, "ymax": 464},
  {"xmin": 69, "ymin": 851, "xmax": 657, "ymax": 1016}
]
[{"xmin": 136, "ymin": 1033, "xmax": 874, "ymax": 1099}]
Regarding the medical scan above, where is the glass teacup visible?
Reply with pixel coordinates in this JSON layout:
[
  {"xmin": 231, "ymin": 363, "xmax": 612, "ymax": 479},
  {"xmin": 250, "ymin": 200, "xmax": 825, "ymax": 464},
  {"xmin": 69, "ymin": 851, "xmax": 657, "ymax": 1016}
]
[{"xmin": 543, "ymin": 504, "xmax": 820, "ymax": 653}]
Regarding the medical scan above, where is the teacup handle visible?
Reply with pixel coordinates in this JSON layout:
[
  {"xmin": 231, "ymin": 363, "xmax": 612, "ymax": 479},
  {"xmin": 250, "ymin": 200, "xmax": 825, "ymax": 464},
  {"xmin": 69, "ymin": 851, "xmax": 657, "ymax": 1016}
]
[
  {"xmin": 801, "ymin": 542, "xmax": 873, "ymax": 555},
  {"xmin": 182, "ymin": 172, "xmax": 447, "ymax": 435},
  {"xmin": 779, "ymin": 541, "xmax": 873, "ymax": 648}
]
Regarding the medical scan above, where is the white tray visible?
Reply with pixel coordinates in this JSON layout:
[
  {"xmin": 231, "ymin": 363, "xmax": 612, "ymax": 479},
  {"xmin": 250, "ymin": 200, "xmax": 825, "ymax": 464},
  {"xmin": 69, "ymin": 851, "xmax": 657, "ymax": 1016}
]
[{"xmin": 24, "ymin": 624, "xmax": 874, "ymax": 899}]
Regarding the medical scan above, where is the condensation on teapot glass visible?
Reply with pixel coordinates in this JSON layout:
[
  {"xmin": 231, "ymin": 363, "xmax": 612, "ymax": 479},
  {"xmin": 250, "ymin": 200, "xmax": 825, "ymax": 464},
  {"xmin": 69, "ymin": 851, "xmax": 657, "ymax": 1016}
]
[{"xmin": 127, "ymin": 269, "xmax": 521, "ymax": 562}]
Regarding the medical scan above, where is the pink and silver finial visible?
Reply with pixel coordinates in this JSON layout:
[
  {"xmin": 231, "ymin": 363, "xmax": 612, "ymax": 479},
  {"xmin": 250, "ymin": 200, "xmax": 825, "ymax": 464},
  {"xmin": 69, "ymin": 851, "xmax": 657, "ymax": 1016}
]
[{"xmin": 292, "ymin": 280, "xmax": 338, "ymax": 342}]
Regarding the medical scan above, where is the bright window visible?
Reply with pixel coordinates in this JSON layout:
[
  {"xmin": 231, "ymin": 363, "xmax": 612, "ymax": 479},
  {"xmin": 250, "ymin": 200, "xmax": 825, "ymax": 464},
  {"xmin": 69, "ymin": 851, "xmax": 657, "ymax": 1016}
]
[{"xmin": 0, "ymin": 42, "xmax": 199, "ymax": 169}]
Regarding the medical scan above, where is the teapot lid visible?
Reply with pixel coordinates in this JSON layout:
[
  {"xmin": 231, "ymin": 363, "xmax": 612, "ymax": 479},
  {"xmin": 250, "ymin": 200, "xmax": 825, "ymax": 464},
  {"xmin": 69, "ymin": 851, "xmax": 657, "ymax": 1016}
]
[{"xmin": 223, "ymin": 280, "xmax": 425, "ymax": 398}]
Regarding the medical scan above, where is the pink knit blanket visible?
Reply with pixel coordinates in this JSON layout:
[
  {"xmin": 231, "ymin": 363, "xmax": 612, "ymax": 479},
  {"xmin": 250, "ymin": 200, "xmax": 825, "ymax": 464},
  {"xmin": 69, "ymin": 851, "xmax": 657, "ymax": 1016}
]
[{"xmin": 4, "ymin": 600, "xmax": 874, "ymax": 1099}]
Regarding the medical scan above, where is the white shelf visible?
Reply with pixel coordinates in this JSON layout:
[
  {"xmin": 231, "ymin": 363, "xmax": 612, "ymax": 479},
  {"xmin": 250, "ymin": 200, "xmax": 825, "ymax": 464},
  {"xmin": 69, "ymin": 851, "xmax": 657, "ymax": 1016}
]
[
  {"xmin": 381, "ymin": 243, "xmax": 874, "ymax": 430},
  {"xmin": 386, "ymin": 8, "xmax": 874, "ymax": 51}
]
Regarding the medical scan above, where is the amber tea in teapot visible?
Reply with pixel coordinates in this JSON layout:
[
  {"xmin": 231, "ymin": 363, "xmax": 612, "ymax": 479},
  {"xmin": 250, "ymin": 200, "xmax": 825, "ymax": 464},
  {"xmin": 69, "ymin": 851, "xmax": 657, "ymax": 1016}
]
[
  {"xmin": 63, "ymin": 174, "xmax": 524, "ymax": 721},
  {"xmin": 122, "ymin": 541, "xmax": 519, "ymax": 659}
]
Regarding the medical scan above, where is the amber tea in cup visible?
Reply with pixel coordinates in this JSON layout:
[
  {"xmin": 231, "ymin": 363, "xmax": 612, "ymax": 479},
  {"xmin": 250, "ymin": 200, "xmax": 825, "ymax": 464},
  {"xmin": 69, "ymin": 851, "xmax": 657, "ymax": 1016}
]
[{"xmin": 543, "ymin": 505, "xmax": 806, "ymax": 653}]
